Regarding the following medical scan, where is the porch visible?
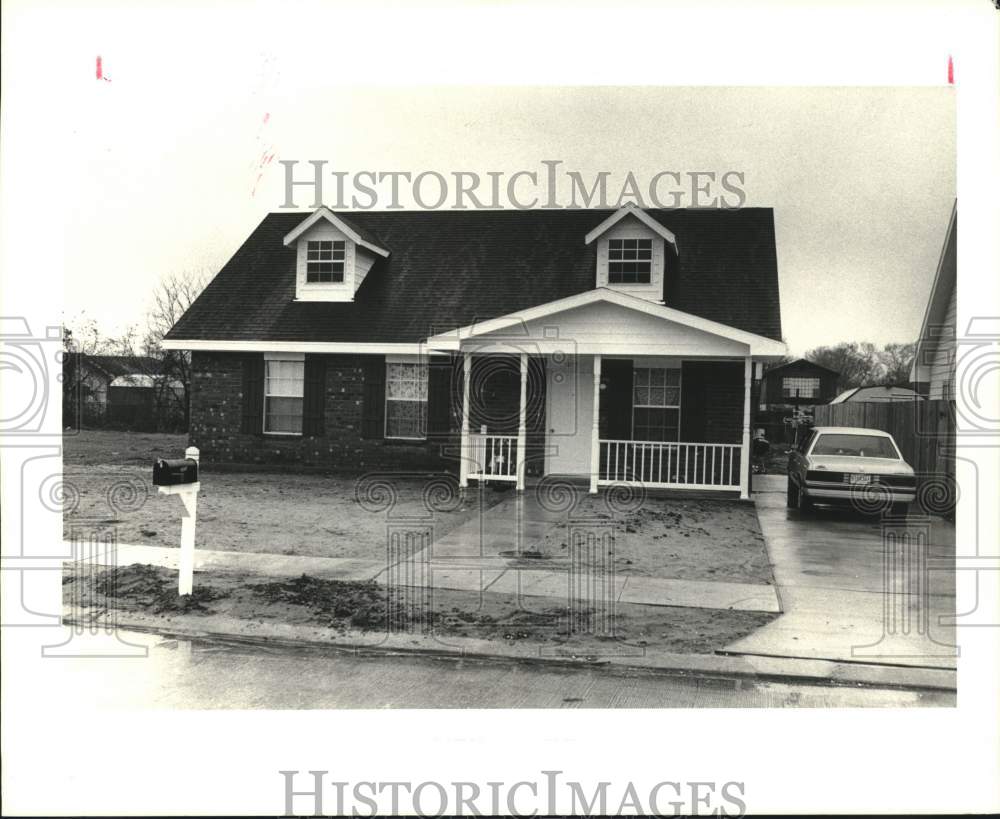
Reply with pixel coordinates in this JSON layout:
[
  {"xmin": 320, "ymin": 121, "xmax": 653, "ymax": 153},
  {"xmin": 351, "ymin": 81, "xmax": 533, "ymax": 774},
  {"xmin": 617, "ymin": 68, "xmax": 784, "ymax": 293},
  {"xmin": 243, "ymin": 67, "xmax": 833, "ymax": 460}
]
[
  {"xmin": 427, "ymin": 290, "xmax": 784, "ymax": 498},
  {"xmin": 455, "ymin": 352, "xmax": 751, "ymax": 497}
]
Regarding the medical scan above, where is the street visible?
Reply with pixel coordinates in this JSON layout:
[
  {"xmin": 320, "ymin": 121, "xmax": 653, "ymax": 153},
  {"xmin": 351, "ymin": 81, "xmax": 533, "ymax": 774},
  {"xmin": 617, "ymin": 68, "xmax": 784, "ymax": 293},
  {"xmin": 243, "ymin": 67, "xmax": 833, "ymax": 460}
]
[{"xmin": 49, "ymin": 629, "xmax": 953, "ymax": 709}]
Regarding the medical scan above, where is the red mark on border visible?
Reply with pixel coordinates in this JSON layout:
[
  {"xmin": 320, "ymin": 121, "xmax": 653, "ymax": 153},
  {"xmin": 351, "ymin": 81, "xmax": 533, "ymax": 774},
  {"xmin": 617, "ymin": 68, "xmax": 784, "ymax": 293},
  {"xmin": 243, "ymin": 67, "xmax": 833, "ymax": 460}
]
[
  {"xmin": 96, "ymin": 56, "xmax": 111, "ymax": 82},
  {"xmin": 948, "ymin": 55, "xmax": 954, "ymax": 85}
]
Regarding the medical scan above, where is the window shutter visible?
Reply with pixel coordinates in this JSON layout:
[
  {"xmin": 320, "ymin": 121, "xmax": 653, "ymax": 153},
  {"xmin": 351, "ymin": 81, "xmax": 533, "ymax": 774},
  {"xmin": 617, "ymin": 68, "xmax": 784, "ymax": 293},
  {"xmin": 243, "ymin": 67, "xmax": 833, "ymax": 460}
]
[
  {"xmin": 241, "ymin": 354, "xmax": 265, "ymax": 435},
  {"xmin": 600, "ymin": 358, "xmax": 633, "ymax": 440},
  {"xmin": 361, "ymin": 355, "xmax": 386, "ymax": 439},
  {"xmin": 680, "ymin": 361, "xmax": 708, "ymax": 442},
  {"xmin": 427, "ymin": 356, "xmax": 454, "ymax": 439},
  {"xmin": 302, "ymin": 355, "xmax": 326, "ymax": 437}
]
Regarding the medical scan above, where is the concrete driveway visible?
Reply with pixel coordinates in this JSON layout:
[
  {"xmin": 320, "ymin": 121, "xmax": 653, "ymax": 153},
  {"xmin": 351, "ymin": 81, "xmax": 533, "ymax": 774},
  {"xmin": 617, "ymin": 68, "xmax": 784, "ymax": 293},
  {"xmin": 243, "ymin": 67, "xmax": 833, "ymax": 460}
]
[{"xmin": 725, "ymin": 475, "xmax": 957, "ymax": 669}]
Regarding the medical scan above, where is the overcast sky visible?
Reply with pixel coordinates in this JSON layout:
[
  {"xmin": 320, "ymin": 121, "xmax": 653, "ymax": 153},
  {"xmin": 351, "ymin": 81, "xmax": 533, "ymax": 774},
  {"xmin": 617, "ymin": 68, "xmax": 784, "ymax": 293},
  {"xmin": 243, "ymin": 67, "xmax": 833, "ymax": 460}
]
[{"xmin": 3, "ymin": 13, "xmax": 954, "ymax": 355}]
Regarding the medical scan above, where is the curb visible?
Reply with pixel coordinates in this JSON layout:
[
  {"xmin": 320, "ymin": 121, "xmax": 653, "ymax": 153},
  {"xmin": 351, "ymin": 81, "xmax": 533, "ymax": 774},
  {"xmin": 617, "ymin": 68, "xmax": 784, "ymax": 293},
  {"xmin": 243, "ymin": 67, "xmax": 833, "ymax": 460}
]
[{"xmin": 65, "ymin": 610, "xmax": 958, "ymax": 693}]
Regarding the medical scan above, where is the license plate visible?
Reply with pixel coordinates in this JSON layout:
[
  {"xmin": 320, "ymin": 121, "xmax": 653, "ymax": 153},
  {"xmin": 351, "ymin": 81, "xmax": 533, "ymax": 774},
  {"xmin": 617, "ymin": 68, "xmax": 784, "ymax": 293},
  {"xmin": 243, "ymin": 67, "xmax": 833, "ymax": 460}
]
[{"xmin": 848, "ymin": 474, "xmax": 871, "ymax": 485}]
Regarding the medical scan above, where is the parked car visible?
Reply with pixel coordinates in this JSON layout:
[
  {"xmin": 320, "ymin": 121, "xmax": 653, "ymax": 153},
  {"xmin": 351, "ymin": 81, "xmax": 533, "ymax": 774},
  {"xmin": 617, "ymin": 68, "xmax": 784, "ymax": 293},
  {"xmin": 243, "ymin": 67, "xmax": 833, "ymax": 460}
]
[{"xmin": 787, "ymin": 426, "xmax": 916, "ymax": 516}]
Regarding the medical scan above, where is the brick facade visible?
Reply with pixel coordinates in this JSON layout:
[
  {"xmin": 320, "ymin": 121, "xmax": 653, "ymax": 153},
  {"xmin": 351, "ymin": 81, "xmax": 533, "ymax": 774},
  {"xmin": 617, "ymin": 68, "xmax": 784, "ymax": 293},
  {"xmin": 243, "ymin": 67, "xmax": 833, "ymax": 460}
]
[
  {"xmin": 189, "ymin": 351, "xmax": 456, "ymax": 472},
  {"xmin": 191, "ymin": 352, "xmax": 747, "ymax": 471}
]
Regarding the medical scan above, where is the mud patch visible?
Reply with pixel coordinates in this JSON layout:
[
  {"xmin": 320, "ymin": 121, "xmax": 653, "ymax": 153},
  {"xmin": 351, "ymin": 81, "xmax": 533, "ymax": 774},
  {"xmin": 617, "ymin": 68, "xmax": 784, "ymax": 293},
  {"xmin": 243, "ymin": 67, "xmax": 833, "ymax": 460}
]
[
  {"xmin": 248, "ymin": 575, "xmax": 397, "ymax": 631},
  {"xmin": 63, "ymin": 563, "xmax": 778, "ymax": 655},
  {"xmin": 72, "ymin": 564, "xmax": 227, "ymax": 614}
]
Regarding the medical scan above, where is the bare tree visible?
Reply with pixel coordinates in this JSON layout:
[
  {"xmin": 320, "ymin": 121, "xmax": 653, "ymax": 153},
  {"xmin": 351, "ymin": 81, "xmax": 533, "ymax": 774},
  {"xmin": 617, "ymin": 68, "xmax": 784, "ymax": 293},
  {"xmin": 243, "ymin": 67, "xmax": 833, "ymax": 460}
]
[
  {"xmin": 61, "ymin": 315, "xmax": 145, "ymax": 427},
  {"xmin": 804, "ymin": 341, "xmax": 883, "ymax": 391},
  {"xmin": 804, "ymin": 340, "xmax": 918, "ymax": 392},
  {"xmin": 143, "ymin": 269, "xmax": 212, "ymax": 430},
  {"xmin": 879, "ymin": 342, "xmax": 917, "ymax": 386}
]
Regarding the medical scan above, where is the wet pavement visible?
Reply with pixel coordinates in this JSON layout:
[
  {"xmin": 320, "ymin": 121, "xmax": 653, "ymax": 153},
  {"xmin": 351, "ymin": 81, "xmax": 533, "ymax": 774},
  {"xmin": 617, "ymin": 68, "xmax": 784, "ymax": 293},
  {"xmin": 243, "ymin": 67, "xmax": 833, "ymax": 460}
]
[
  {"xmin": 725, "ymin": 476, "xmax": 957, "ymax": 668},
  {"xmin": 36, "ymin": 629, "xmax": 953, "ymax": 709}
]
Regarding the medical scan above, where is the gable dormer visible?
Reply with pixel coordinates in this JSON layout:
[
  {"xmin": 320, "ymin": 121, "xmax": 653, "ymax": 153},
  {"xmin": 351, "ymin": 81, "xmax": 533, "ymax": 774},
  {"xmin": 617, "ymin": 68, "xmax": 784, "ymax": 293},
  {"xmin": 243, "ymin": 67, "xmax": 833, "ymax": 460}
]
[
  {"xmin": 283, "ymin": 207, "xmax": 389, "ymax": 302},
  {"xmin": 585, "ymin": 204, "xmax": 678, "ymax": 304}
]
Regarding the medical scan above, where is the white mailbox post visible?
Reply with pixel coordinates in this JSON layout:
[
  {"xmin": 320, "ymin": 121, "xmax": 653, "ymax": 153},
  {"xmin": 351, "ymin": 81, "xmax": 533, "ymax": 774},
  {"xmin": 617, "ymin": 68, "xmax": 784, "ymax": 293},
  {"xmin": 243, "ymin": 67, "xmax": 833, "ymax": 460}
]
[{"xmin": 154, "ymin": 446, "xmax": 201, "ymax": 596}]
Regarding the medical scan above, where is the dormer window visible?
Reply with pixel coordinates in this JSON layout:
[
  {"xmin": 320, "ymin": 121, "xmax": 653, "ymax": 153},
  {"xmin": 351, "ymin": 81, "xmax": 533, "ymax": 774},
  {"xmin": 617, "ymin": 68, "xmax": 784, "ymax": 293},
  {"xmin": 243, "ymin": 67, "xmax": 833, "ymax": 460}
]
[
  {"xmin": 306, "ymin": 240, "xmax": 345, "ymax": 283},
  {"xmin": 285, "ymin": 208, "xmax": 391, "ymax": 303},
  {"xmin": 608, "ymin": 239, "xmax": 652, "ymax": 284},
  {"xmin": 585, "ymin": 205, "xmax": 677, "ymax": 305}
]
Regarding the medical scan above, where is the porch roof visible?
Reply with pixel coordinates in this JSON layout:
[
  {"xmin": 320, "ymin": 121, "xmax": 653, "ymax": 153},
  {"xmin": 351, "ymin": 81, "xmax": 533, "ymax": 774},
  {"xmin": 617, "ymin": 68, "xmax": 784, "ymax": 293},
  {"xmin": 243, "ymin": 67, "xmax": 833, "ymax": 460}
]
[{"xmin": 425, "ymin": 288, "xmax": 787, "ymax": 358}]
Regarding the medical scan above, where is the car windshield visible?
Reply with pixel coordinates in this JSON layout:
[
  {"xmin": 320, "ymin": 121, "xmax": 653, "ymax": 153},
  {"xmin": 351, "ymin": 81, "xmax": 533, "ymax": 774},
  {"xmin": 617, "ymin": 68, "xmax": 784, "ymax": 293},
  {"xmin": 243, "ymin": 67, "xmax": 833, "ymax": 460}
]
[{"xmin": 811, "ymin": 433, "xmax": 899, "ymax": 459}]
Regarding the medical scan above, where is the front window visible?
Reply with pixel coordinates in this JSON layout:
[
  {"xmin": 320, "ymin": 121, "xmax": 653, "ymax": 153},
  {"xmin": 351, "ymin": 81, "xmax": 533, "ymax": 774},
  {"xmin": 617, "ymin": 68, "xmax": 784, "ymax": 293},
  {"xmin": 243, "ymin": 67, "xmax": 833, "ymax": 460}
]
[
  {"xmin": 306, "ymin": 240, "xmax": 345, "ymax": 283},
  {"xmin": 632, "ymin": 367, "xmax": 680, "ymax": 441},
  {"xmin": 264, "ymin": 359, "xmax": 304, "ymax": 434},
  {"xmin": 783, "ymin": 376, "xmax": 820, "ymax": 399},
  {"xmin": 385, "ymin": 361, "xmax": 428, "ymax": 440},
  {"xmin": 811, "ymin": 433, "xmax": 900, "ymax": 459},
  {"xmin": 608, "ymin": 238, "xmax": 652, "ymax": 284}
]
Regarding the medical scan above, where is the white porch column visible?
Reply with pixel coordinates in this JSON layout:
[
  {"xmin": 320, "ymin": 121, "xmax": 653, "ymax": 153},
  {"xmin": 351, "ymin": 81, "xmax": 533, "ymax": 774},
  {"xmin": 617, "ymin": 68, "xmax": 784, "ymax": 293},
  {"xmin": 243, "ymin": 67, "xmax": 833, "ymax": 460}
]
[
  {"xmin": 590, "ymin": 354, "xmax": 602, "ymax": 494},
  {"xmin": 740, "ymin": 354, "xmax": 752, "ymax": 500},
  {"xmin": 459, "ymin": 351, "xmax": 472, "ymax": 488},
  {"xmin": 516, "ymin": 352, "xmax": 528, "ymax": 491}
]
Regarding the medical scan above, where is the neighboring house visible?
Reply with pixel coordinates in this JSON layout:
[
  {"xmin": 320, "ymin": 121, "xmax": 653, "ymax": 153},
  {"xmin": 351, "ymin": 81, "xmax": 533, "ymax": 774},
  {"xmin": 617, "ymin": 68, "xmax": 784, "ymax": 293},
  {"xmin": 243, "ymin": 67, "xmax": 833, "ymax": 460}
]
[
  {"xmin": 910, "ymin": 202, "xmax": 957, "ymax": 399},
  {"xmin": 829, "ymin": 385, "xmax": 924, "ymax": 403},
  {"xmin": 758, "ymin": 358, "xmax": 839, "ymax": 409},
  {"xmin": 64, "ymin": 354, "xmax": 161, "ymax": 414},
  {"xmin": 63, "ymin": 354, "xmax": 184, "ymax": 429},
  {"xmin": 163, "ymin": 204, "xmax": 786, "ymax": 497}
]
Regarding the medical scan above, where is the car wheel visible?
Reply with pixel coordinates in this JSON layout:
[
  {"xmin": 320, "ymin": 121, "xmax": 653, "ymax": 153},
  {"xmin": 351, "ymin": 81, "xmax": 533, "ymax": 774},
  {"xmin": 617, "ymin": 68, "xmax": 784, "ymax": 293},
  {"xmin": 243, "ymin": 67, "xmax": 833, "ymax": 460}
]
[
  {"xmin": 787, "ymin": 479, "xmax": 798, "ymax": 508},
  {"xmin": 797, "ymin": 485, "xmax": 813, "ymax": 513},
  {"xmin": 890, "ymin": 502, "xmax": 909, "ymax": 517}
]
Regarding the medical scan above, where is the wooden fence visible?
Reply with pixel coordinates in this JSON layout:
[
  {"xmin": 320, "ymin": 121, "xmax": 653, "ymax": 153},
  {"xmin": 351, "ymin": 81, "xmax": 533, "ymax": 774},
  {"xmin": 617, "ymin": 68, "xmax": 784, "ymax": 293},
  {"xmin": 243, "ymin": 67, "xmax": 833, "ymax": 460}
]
[{"xmin": 812, "ymin": 399, "xmax": 956, "ymax": 515}]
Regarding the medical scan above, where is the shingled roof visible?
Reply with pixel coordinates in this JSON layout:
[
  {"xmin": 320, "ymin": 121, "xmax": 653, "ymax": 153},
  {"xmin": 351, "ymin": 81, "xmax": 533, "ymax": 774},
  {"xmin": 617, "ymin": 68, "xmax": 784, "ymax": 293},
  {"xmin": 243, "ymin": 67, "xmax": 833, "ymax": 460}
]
[
  {"xmin": 77, "ymin": 354, "xmax": 164, "ymax": 377},
  {"xmin": 764, "ymin": 358, "xmax": 840, "ymax": 377},
  {"xmin": 165, "ymin": 208, "xmax": 783, "ymax": 344}
]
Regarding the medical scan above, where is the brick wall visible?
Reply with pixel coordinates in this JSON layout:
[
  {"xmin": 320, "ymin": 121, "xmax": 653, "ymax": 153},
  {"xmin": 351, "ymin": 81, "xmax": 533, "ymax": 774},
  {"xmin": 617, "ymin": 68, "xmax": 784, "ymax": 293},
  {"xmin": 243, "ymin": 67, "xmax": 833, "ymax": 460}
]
[
  {"xmin": 189, "ymin": 352, "xmax": 456, "ymax": 472},
  {"xmin": 190, "ymin": 352, "xmax": 748, "ymax": 469}
]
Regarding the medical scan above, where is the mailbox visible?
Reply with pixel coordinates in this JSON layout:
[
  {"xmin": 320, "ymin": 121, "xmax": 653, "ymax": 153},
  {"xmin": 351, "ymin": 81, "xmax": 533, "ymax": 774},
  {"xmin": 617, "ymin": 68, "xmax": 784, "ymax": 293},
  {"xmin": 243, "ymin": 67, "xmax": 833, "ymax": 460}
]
[{"xmin": 153, "ymin": 457, "xmax": 199, "ymax": 486}]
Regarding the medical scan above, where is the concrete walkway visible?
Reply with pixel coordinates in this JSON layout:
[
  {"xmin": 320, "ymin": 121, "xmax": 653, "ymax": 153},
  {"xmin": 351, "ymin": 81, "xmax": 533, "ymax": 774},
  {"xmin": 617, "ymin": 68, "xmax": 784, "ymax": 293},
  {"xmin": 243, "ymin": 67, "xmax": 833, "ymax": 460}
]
[
  {"xmin": 724, "ymin": 475, "xmax": 957, "ymax": 669},
  {"xmin": 424, "ymin": 491, "xmax": 779, "ymax": 611},
  {"xmin": 71, "ymin": 488, "xmax": 780, "ymax": 614},
  {"xmin": 78, "ymin": 543, "xmax": 779, "ymax": 615}
]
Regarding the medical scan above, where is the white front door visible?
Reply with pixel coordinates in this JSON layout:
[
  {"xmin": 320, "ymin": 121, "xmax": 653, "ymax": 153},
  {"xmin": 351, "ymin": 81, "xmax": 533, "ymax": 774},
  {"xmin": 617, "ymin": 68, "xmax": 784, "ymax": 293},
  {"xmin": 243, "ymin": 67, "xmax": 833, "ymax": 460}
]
[{"xmin": 545, "ymin": 355, "xmax": 594, "ymax": 476}]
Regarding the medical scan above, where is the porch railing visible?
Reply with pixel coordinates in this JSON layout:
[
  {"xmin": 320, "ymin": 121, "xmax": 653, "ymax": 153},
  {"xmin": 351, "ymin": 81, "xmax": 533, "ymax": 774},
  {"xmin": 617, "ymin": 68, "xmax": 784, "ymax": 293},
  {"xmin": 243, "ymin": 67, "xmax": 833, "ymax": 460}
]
[
  {"xmin": 468, "ymin": 434, "xmax": 519, "ymax": 482},
  {"xmin": 598, "ymin": 440, "xmax": 741, "ymax": 490}
]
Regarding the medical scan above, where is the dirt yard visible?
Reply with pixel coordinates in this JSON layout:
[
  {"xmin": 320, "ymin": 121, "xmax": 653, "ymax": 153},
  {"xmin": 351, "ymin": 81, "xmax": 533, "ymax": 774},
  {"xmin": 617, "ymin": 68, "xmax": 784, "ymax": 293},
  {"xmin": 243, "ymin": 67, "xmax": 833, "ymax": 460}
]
[
  {"xmin": 63, "ymin": 430, "xmax": 501, "ymax": 558},
  {"xmin": 62, "ymin": 431, "xmax": 780, "ymax": 657},
  {"xmin": 531, "ymin": 494, "xmax": 774, "ymax": 585},
  {"xmin": 64, "ymin": 431, "xmax": 774, "ymax": 586},
  {"xmin": 65, "ymin": 564, "xmax": 777, "ymax": 656}
]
